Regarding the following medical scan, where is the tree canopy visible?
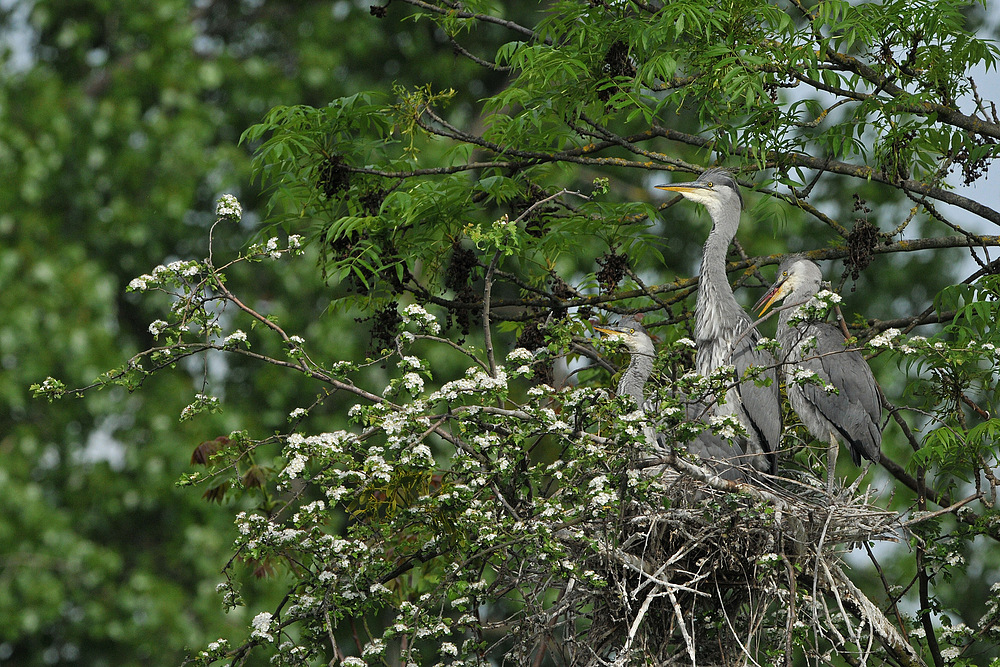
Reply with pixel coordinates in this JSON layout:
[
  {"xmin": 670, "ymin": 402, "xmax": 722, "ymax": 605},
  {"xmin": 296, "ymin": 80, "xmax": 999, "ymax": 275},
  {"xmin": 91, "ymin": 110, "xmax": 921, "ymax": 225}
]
[{"xmin": 8, "ymin": 0, "xmax": 1000, "ymax": 665}]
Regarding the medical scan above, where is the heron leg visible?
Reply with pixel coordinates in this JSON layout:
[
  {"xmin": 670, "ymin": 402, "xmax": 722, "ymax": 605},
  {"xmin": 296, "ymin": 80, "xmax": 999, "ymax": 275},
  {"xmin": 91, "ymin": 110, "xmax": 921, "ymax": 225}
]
[{"xmin": 826, "ymin": 433, "xmax": 839, "ymax": 495}]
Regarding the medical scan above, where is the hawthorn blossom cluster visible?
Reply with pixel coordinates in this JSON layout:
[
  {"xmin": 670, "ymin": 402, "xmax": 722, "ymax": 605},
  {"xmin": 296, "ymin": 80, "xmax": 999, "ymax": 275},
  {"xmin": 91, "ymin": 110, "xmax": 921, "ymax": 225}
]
[
  {"xmin": 788, "ymin": 367, "xmax": 836, "ymax": 393},
  {"xmin": 250, "ymin": 612, "xmax": 274, "ymax": 642},
  {"xmin": 784, "ymin": 289, "xmax": 842, "ymax": 326},
  {"xmin": 148, "ymin": 319, "xmax": 169, "ymax": 338},
  {"xmin": 507, "ymin": 347, "xmax": 534, "ymax": 362},
  {"xmin": 432, "ymin": 367, "xmax": 508, "ymax": 401},
  {"xmin": 383, "ymin": 355, "xmax": 430, "ymax": 397},
  {"xmin": 222, "ymin": 359, "xmax": 646, "ymax": 664},
  {"xmin": 981, "ymin": 582, "xmax": 1000, "ymax": 641},
  {"xmin": 278, "ymin": 431, "xmax": 355, "ymax": 487},
  {"xmin": 810, "ymin": 289, "xmax": 842, "ymax": 308},
  {"xmin": 401, "ymin": 303, "xmax": 441, "ymax": 335},
  {"xmin": 869, "ymin": 327, "xmax": 901, "ymax": 349},
  {"xmin": 127, "ymin": 260, "xmax": 201, "ymax": 292},
  {"xmin": 179, "ymin": 393, "xmax": 219, "ymax": 421},
  {"xmin": 216, "ymin": 193, "xmax": 242, "ymax": 221},
  {"xmin": 235, "ymin": 511, "xmax": 309, "ymax": 559},
  {"xmin": 707, "ymin": 412, "xmax": 745, "ymax": 440},
  {"xmin": 196, "ymin": 638, "xmax": 230, "ymax": 663},
  {"xmin": 223, "ymin": 329, "xmax": 249, "ymax": 348}
]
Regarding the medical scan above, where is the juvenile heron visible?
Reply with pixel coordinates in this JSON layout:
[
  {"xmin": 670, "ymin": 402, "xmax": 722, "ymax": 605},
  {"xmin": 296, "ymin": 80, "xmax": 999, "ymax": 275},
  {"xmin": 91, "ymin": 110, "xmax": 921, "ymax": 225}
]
[
  {"xmin": 655, "ymin": 169, "xmax": 781, "ymax": 474},
  {"xmin": 593, "ymin": 320, "xmax": 746, "ymax": 481},
  {"xmin": 755, "ymin": 257, "xmax": 881, "ymax": 492}
]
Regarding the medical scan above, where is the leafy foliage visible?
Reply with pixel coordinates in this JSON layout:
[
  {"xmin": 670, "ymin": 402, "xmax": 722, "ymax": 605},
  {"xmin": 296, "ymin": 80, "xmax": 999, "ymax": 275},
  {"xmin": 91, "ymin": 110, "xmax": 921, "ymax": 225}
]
[{"xmin": 16, "ymin": 0, "xmax": 1000, "ymax": 665}]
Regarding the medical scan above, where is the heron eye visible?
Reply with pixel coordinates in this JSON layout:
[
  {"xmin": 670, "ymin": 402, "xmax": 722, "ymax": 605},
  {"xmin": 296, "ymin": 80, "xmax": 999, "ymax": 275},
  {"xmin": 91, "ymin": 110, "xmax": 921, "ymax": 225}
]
[
  {"xmin": 628, "ymin": 328, "xmax": 635, "ymax": 334},
  {"xmin": 706, "ymin": 181, "xmax": 714, "ymax": 188}
]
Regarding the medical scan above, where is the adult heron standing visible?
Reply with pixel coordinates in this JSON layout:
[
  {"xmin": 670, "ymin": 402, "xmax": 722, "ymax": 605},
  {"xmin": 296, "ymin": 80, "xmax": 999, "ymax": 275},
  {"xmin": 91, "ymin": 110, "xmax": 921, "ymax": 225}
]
[
  {"xmin": 755, "ymin": 257, "xmax": 881, "ymax": 492},
  {"xmin": 655, "ymin": 169, "xmax": 781, "ymax": 474},
  {"xmin": 593, "ymin": 320, "xmax": 746, "ymax": 481}
]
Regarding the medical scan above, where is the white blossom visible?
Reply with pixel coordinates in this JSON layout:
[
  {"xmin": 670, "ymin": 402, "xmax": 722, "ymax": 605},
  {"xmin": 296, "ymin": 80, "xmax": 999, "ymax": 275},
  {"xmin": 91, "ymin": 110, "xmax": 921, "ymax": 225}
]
[
  {"xmin": 790, "ymin": 368, "xmax": 819, "ymax": 383},
  {"xmin": 590, "ymin": 491, "xmax": 616, "ymax": 507},
  {"xmin": 326, "ymin": 485, "xmax": 349, "ymax": 502},
  {"xmin": 165, "ymin": 260, "xmax": 193, "ymax": 275},
  {"xmin": 362, "ymin": 639, "xmax": 386, "ymax": 657},
  {"xmin": 410, "ymin": 443, "xmax": 434, "ymax": 463},
  {"xmin": 440, "ymin": 642, "xmax": 459, "ymax": 656},
  {"xmin": 128, "ymin": 275, "xmax": 152, "ymax": 291},
  {"xmin": 589, "ymin": 475, "xmax": 608, "ymax": 490},
  {"xmin": 289, "ymin": 407, "xmax": 308, "ymax": 420},
  {"xmin": 282, "ymin": 453, "xmax": 308, "ymax": 480},
  {"xmin": 223, "ymin": 330, "xmax": 248, "ymax": 347},
  {"xmin": 401, "ymin": 303, "xmax": 441, "ymax": 334},
  {"xmin": 149, "ymin": 320, "xmax": 168, "ymax": 337},
  {"xmin": 941, "ymin": 623, "xmax": 971, "ymax": 640},
  {"xmin": 398, "ymin": 356, "xmax": 423, "ymax": 370},
  {"xmin": 288, "ymin": 234, "xmax": 303, "ymax": 249},
  {"xmin": 708, "ymin": 414, "xmax": 738, "ymax": 440},
  {"xmin": 869, "ymin": 328, "xmax": 900, "ymax": 349},
  {"xmin": 402, "ymin": 372, "xmax": 425, "ymax": 393},
  {"xmin": 813, "ymin": 289, "xmax": 842, "ymax": 304},
  {"xmin": 250, "ymin": 612, "xmax": 274, "ymax": 642},
  {"xmin": 265, "ymin": 237, "xmax": 281, "ymax": 259},
  {"xmin": 675, "ymin": 337, "xmax": 696, "ymax": 348},
  {"xmin": 180, "ymin": 393, "xmax": 218, "ymax": 421},
  {"xmin": 216, "ymin": 194, "xmax": 242, "ymax": 221},
  {"xmin": 507, "ymin": 347, "xmax": 534, "ymax": 362}
]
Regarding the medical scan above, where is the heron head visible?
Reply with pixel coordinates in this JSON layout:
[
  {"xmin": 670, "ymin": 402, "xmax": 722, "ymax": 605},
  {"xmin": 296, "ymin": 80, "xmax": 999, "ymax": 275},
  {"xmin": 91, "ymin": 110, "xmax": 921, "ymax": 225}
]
[
  {"xmin": 754, "ymin": 257, "xmax": 824, "ymax": 315},
  {"xmin": 593, "ymin": 320, "xmax": 654, "ymax": 356},
  {"xmin": 655, "ymin": 167, "xmax": 745, "ymax": 212}
]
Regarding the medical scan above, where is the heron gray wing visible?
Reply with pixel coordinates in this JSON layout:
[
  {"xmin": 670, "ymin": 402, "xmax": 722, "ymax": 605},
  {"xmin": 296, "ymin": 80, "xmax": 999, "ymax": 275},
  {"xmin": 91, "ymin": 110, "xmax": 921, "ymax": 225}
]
[
  {"xmin": 785, "ymin": 324, "xmax": 882, "ymax": 464},
  {"xmin": 672, "ymin": 401, "xmax": 748, "ymax": 481},
  {"xmin": 730, "ymin": 329, "xmax": 782, "ymax": 472}
]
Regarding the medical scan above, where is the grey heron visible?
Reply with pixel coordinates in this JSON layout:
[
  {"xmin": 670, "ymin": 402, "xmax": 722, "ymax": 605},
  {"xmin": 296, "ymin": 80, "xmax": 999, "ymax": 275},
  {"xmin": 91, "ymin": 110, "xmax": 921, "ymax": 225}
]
[
  {"xmin": 755, "ymin": 257, "xmax": 881, "ymax": 492},
  {"xmin": 655, "ymin": 169, "xmax": 781, "ymax": 474},
  {"xmin": 593, "ymin": 320, "xmax": 746, "ymax": 481}
]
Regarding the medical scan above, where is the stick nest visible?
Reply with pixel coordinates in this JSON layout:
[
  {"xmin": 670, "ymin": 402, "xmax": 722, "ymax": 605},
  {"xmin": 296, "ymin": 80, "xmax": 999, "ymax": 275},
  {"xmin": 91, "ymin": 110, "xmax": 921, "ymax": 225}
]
[{"xmin": 534, "ymin": 461, "xmax": 902, "ymax": 666}]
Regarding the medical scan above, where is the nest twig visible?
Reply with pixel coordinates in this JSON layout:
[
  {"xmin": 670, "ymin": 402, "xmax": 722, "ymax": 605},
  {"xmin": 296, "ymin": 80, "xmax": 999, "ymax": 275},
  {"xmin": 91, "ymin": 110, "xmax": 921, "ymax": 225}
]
[{"xmin": 510, "ymin": 452, "xmax": 916, "ymax": 667}]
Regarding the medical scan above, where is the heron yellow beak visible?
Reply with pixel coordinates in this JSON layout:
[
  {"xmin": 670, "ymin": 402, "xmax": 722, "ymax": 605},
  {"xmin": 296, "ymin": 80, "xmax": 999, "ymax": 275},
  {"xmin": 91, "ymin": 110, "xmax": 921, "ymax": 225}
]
[
  {"xmin": 754, "ymin": 281, "xmax": 789, "ymax": 316},
  {"xmin": 654, "ymin": 183, "xmax": 708, "ymax": 194},
  {"xmin": 592, "ymin": 326, "xmax": 620, "ymax": 337}
]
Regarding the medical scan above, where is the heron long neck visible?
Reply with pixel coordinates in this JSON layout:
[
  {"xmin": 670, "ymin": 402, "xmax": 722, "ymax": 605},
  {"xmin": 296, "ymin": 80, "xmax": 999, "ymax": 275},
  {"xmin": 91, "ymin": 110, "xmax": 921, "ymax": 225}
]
[
  {"xmin": 695, "ymin": 205, "xmax": 747, "ymax": 375},
  {"xmin": 618, "ymin": 352, "xmax": 654, "ymax": 406}
]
